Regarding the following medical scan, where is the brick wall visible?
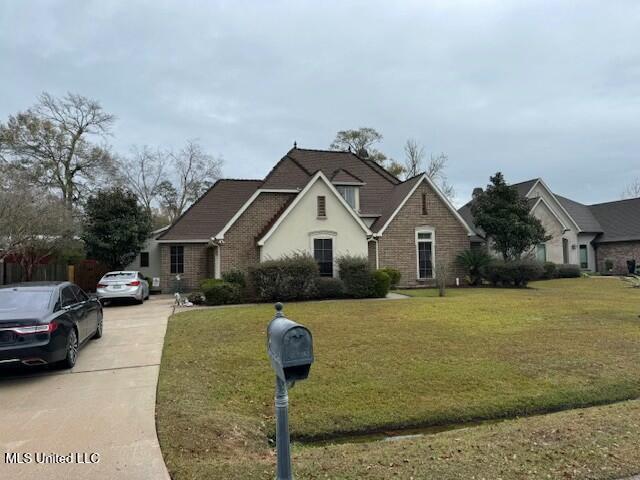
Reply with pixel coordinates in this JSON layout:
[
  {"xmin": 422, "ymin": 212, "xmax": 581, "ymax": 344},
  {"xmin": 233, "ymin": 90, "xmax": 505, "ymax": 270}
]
[
  {"xmin": 367, "ymin": 240, "xmax": 377, "ymax": 270},
  {"xmin": 220, "ymin": 192, "xmax": 296, "ymax": 275},
  {"xmin": 159, "ymin": 243, "xmax": 209, "ymax": 293},
  {"xmin": 596, "ymin": 241, "xmax": 640, "ymax": 274},
  {"xmin": 377, "ymin": 181, "xmax": 470, "ymax": 288}
]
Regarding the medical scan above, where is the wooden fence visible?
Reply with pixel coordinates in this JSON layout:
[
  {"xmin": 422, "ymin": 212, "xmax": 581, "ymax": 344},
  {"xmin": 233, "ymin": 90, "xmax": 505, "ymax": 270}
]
[{"xmin": 0, "ymin": 259, "xmax": 110, "ymax": 292}]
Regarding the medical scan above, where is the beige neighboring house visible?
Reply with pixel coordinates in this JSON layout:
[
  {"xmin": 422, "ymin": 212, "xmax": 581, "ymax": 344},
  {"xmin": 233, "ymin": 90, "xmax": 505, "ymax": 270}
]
[
  {"xmin": 459, "ymin": 178, "xmax": 640, "ymax": 274},
  {"xmin": 126, "ymin": 225, "xmax": 169, "ymax": 290},
  {"xmin": 155, "ymin": 146, "xmax": 475, "ymax": 292}
]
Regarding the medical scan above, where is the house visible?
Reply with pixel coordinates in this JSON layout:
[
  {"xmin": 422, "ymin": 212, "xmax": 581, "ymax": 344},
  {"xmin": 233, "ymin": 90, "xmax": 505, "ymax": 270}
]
[
  {"xmin": 459, "ymin": 178, "xmax": 640, "ymax": 274},
  {"xmin": 156, "ymin": 146, "xmax": 474, "ymax": 292},
  {"xmin": 126, "ymin": 226, "xmax": 169, "ymax": 290}
]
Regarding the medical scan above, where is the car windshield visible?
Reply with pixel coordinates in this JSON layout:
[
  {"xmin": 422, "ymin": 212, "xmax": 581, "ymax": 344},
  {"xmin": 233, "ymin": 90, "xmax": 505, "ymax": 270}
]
[
  {"xmin": 0, "ymin": 289, "xmax": 52, "ymax": 314},
  {"xmin": 103, "ymin": 272, "xmax": 136, "ymax": 280}
]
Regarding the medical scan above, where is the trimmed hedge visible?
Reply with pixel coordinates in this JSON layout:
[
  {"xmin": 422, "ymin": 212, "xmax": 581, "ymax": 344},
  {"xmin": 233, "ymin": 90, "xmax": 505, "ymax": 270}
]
[
  {"xmin": 543, "ymin": 261, "xmax": 557, "ymax": 279},
  {"xmin": 372, "ymin": 270, "xmax": 391, "ymax": 298},
  {"xmin": 315, "ymin": 277, "xmax": 345, "ymax": 299},
  {"xmin": 248, "ymin": 253, "xmax": 319, "ymax": 302},
  {"xmin": 378, "ymin": 267, "xmax": 401, "ymax": 289},
  {"xmin": 481, "ymin": 260, "xmax": 543, "ymax": 287},
  {"xmin": 187, "ymin": 292, "xmax": 205, "ymax": 305},
  {"xmin": 338, "ymin": 255, "xmax": 374, "ymax": 298},
  {"xmin": 557, "ymin": 263, "xmax": 581, "ymax": 278},
  {"xmin": 200, "ymin": 279, "xmax": 242, "ymax": 305}
]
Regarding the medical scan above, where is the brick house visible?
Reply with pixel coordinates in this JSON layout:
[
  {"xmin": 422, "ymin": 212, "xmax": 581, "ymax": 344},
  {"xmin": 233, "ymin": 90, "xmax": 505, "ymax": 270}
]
[
  {"xmin": 156, "ymin": 147, "xmax": 474, "ymax": 292},
  {"xmin": 459, "ymin": 178, "xmax": 640, "ymax": 274}
]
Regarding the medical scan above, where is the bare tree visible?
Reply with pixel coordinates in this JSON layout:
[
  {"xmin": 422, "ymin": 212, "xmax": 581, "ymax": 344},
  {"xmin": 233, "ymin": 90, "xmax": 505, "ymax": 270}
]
[
  {"xmin": 622, "ymin": 177, "xmax": 640, "ymax": 199},
  {"xmin": 119, "ymin": 146, "xmax": 166, "ymax": 213},
  {"xmin": 157, "ymin": 140, "xmax": 223, "ymax": 221},
  {"xmin": 403, "ymin": 138, "xmax": 425, "ymax": 178},
  {"xmin": 0, "ymin": 92, "xmax": 116, "ymax": 210},
  {"xmin": 426, "ymin": 152, "xmax": 455, "ymax": 199},
  {"xmin": 0, "ymin": 179, "xmax": 76, "ymax": 279},
  {"xmin": 435, "ymin": 257, "xmax": 449, "ymax": 297}
]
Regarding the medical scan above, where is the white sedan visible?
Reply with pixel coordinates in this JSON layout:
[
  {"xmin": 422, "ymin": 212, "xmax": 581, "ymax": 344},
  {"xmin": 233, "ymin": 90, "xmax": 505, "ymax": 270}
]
[{"xmin": 96, "ymin": 271, "xmax": 150, "ymax": 304}]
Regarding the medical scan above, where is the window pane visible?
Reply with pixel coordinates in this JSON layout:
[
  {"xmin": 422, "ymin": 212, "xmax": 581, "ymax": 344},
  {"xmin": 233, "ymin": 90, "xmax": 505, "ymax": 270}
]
[
  {"xmin": 579, "ymin": 245, "xmax": 588, "ymax": 269},
  {"xmin": 536, "ymin": 244, "xmax": 547, "ymax": 262},
  {"xmin": 314, "ymin": 238, "xmax": 333, "ymax": 277},
  {"xmin": 418, "ymin": 241, "xmax": 433, "ymax": 279},
  {"xmin": 337, "ymin": 186, "xmax": 356, "ymax": 209},
  {"xmin": 170, "ymin": 246, "xmax": 184, "ymax": 274},
  {"xmin": 417, "ymin": 232, "xmax": 431, "ymax": 240},
  {"xmin": 140, "ymin": 252, "xmax": 150, "ymax": 267}
]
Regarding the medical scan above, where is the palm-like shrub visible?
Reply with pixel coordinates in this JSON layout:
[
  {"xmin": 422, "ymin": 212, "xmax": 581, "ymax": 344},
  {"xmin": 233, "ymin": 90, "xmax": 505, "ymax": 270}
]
[{"xmin": 455, "ymin": 249, "xmax": 492, "ymax": 286}]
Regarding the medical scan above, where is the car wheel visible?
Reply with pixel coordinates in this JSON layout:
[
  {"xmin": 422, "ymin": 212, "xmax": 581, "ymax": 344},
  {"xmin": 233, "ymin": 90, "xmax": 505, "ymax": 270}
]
[
  {"xmin": 60, "ymin": 328, "xmax": 79, "ymax": 369},
  {"xmin": 93, "ymin": 316, "xmax": 103, "ymax": 339}
]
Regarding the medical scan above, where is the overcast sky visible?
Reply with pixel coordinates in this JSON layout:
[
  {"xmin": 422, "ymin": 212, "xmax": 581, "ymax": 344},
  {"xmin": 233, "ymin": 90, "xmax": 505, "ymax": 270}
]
[{"xmin": 1, "ymin": 1, "xmax": 639, "ymax": 205}]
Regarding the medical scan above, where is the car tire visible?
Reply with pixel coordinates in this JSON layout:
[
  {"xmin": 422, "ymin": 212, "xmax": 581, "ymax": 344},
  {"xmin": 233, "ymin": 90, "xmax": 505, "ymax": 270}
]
[
  {"xmin": 60, "ymin": 328, "xmax": 79, "ymax": 369},
  {"xmin": 92, "ymin": 316, "xmax": 103, "ymax": 339}
]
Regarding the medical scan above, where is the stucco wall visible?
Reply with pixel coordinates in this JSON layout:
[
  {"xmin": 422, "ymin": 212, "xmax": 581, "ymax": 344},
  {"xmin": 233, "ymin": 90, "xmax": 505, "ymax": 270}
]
[
  {"xmin": 377, "ymin": 180, "xmax": 470, "ymax": 288},
  {"xmin": 126, "ymin": 236, "xmax": 163, "ymax": 281},
  {"xmin": 260, "ymin": 178, "xmax": 369, "ymax": 273},
  {"xmin": 596, "ymin": 241, "xmax": 640, "ymax": 274}
]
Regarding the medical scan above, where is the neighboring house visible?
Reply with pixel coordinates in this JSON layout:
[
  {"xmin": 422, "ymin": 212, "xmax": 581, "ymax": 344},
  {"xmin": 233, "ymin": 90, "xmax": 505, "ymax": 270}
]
[
  {"xmin": 459, "ymin": 178, "xmax": 640, "ymax": 274},
  {"xmin": 126, "ymin": 226, "xmax": 169, "ymax": 290},
  {"xmin": 156, "ymin": 146, "xmax": 474, "ymax": 292}
]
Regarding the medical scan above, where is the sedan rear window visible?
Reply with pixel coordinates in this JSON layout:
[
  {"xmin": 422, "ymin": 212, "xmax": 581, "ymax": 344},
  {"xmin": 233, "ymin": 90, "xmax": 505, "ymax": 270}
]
[
  {"xmin": 103, "ymin": 272, "xmax": 136, "ymax": 279},
  {"xmin": 0, "ymin": 290, "xmax": 52, "ymax": 314}
]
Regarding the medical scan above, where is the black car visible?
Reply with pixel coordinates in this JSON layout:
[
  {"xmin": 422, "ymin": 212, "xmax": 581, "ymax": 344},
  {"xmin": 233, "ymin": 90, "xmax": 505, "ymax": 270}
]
[{"xmin": 0, "ymin": 282, "xmax": 103, "ymax": 369}]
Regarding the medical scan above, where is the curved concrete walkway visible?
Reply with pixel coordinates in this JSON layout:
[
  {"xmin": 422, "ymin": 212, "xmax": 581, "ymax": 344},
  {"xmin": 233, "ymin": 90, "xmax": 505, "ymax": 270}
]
[{"xmin": 0, "ymin": 296, "xmax": 173, "ymax": 480}]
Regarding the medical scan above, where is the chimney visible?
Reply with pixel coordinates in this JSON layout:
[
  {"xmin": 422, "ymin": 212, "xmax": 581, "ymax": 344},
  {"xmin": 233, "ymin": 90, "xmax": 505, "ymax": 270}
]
[{"xmin": 472, "ymin": 187, "xmax": 483, "ymax": 198}]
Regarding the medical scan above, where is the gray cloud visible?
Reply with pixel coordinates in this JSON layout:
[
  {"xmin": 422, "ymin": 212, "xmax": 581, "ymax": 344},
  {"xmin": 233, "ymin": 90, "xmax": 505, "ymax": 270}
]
[{"xmin": 1, "ymin": 0, "xmax": 639, "ymax": 205}]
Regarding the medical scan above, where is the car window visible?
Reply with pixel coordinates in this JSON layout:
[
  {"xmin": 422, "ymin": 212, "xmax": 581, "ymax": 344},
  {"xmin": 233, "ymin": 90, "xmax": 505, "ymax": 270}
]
[
  {"xmin": 103, "ymin": 272, "xmax": 136, "ymax": 280},
  {"xmin": 61, "ymin": 286, "xmax": 78, "ymax": 307},
  {"xmin": 72, "ymin": 285, "xmax": 89, "ymax": 302},
  {"xmin": 0, "ymin": 289, "xmax": 52, "ymax": 314}
]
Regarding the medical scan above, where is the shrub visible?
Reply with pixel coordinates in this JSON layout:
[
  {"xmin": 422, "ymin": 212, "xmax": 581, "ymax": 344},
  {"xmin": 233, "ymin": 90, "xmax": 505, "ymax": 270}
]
[
  {"xmin": 378, "ymin": 267, "xmax": 401, "ymax": 289},
  {"xmin": 557, "ymin": 263, "xmax": 581, "ymax": 278},
  {"xmin": 543, "ymin": 261, "xmax": 557, "ymax": 279},
  {"xmin": 481, "ymin": 260, "xmax": 543, "ymax": 287},
  {"xmin": 222, "ymin": 269, "xmax": 246, "ymax": 288},
  {"xmin": 202, "ymin": 281, "xmax": 242, "ymax": 305},
  {"xmin": 200, "ymin": 278, "xmax": 223, "ymax": 291},
  {"xmin": 511, "ymin": 260, "xmax": 544, "ymax": 287},
  {"xmin": 187, "ymin": 292, "xmax": 205, "ymax": 305},
  {"xmin": 338, "ymin": 255, "xmax": 373, "ymax": 298},
  {"xmin": 315, "ymin": 277, "xmax": 345, "ymax": 299},
  {"xmin": 372, "ymin": 270, "xmax": 391, "ymax": 298},
  {"xmin": 248, "ymin": 253, "xmax": 319, "ymax": 302},
  {"xmin": 456, "ymin": 249, "xmax": 492, "ymax": 286}
]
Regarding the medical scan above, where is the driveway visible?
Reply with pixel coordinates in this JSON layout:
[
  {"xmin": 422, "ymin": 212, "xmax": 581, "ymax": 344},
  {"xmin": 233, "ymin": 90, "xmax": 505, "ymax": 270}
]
[{"xmin": 0, "ymin": 296, "xmax": 173, "ymax": 480}]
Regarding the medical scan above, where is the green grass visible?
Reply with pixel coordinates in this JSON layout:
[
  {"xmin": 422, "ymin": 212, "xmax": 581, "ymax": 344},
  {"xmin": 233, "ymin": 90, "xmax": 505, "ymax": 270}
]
[{"xmin": 156, "ymin": 278, "xmax": 640, "ymax": 479}]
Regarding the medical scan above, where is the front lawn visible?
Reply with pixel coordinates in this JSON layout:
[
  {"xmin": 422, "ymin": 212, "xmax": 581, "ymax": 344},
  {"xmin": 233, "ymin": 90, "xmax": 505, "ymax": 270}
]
[{"xmin": 156, "ymin": 278, "xmax": 640, "ymax": 479}]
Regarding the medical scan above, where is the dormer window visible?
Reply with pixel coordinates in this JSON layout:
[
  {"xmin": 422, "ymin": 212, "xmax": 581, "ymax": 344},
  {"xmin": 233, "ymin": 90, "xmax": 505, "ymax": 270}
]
[{"xmin": 336, "ymin": 185, "xmax": 359, "ymax": 210}]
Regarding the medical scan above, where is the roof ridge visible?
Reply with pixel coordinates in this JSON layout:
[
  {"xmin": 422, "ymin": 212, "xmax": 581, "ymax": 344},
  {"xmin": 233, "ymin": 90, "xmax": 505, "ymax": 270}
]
[
  {"xmin": 590, "ymin": 196, "xmax": 640, "ymax": 207},
  {"xmin": 399, "ymin": 172, "xmax": 425, "ymax": 184},
  {"xmin": 510, "ymin": 178, "xmax": 540, "ymax": 187},
  {"xmin": 218, "ymin": 178, "xmax": 263, "ymax": 183},
  {"xmin": 290, "ymin": 146, "xmax": 352, "ymax": 154},
  {"xmin": 284, "ymin": 154, "xmax": 313, "ymax": 176},
  {"xmin": 331, "ymin": 167, "xmax": 365, "ymax": 183},
  {"xmin": 359, "ymin": 157, "xmax": 401, "ymax": 184}
]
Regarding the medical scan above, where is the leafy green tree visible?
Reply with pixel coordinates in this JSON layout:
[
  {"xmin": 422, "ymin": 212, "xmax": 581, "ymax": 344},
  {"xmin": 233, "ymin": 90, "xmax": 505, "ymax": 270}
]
[
  {"xmin": 82, "ymin": 187, "xmax": 152, "ymax": 269},
  {"xmin": 471, "ymin": 172, "xmax": 549, "ymax": 260}
]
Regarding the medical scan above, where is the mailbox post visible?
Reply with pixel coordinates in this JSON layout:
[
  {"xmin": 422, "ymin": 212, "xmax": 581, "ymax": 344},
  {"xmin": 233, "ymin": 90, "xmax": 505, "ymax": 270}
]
[{"xmin": 267, "ymin": 302, "xmax": 314, "ymax": 480}]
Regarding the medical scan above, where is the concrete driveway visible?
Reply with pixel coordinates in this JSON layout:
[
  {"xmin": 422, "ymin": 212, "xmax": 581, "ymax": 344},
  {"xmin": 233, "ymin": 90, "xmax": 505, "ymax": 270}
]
[{"xmin": 0, "ymin": 296, "xmax": 173, "ymax": 480}]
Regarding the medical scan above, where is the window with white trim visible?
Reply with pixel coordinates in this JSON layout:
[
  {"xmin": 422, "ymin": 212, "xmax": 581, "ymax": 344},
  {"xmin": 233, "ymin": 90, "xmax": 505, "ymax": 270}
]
[
  {"xmin": 416, "ymin": 230, "xmax": 434, "ymax": 279},
  {"xmin": 313, "ymin": 238, "xmax": 333, "ymax": 277}
]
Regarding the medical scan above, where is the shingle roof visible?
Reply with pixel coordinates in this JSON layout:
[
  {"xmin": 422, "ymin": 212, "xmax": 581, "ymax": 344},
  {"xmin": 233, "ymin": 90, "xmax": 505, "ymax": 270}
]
[
  {"xmin": 262, "ymin": 148, "xmax": 399, "ymax": 216},
  {"xmin": 331, "ymin": 168, "xmax": 365, "ymax": 184},
  {"xmin": 555, "ymin": 195, "xmax": 602, "ymax": 232},
  {"xmin": 589, "ymin": 197, "xmax": 640, "ymax": 242},
  {"xmin": 370, "ymin": 175, "xmax": 424, "ymax": 232},
  {"xmin": 158, "ymin": 179, "xmax": 263, "ymax": 241},
  {"xmin": 511, "ymin": 179, "xmax": 539, "ymax": 197}
]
